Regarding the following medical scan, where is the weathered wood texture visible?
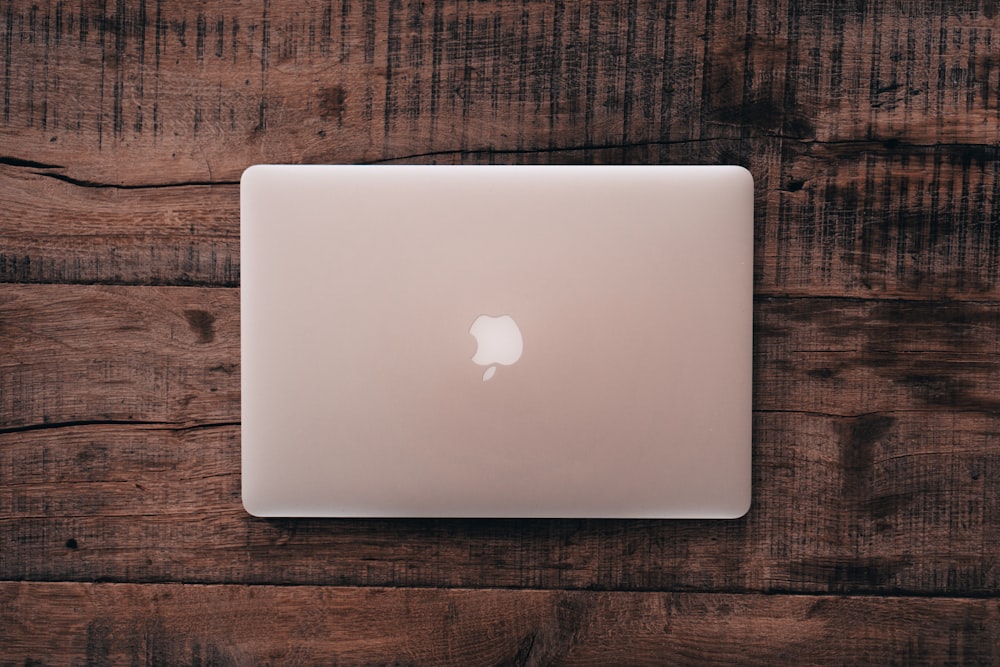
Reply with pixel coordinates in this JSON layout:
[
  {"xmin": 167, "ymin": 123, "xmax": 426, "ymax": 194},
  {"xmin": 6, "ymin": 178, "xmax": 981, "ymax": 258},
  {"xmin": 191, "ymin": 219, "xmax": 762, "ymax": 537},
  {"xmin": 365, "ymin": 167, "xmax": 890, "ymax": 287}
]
[
  {"xmin": 2, "ymin": 0, "xmax": 998, "ymax": 661},
  {"xmin": 5, "ymin": 1, "xmax": 997, "ymax": 176},
  {"xmin": 2, "ymin": 0, "xmax": 999, "ymax": 297},
  {"xmin": 2, "ymin": 583, "xmax": 998, "ymax": 666},
  {"xmin": 2, "ymin": 286, "xmax": 997, "ymax": 594}
]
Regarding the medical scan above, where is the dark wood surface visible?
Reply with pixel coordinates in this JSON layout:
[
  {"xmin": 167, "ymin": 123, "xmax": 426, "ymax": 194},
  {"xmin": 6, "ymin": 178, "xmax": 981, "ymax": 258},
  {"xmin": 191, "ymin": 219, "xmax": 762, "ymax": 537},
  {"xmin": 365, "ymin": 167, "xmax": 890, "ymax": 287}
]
[
  {"xmin": 2, "ymin": 0, "xmax": 998, "ymax": 664},
  {"xmin": 3, "ymin": 584, "xmax": 998, "ymax": 665}
]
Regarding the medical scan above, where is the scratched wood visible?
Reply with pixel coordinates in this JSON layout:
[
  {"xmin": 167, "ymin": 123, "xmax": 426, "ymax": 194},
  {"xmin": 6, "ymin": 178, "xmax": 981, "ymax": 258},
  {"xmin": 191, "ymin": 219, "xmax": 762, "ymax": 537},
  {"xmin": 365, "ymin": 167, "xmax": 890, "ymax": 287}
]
[
  {"xmin": 5, "ymin": 286, "xmax": 1000, "ymax": 428},
  {"xmin": 3, "ymin": 584, "xmax": 999, "ymax": 666},
  {"xmin": 0, "ymin": 164, "xmax": 240, "ymax": 285},
  {"xmin": 2, "ymin": 286, "xmax": 998, "ymax": 594},
  {"xmin": 2, "ymin": 412, "xmax": 998, "ymax": 593},
  {"xmin": 5, "ymin": 146, "xmax": 1000, "ymax": 299},
  {"xmin": 3, "ymin": 1, "xmax": 996, "ymax": 180},
  {"xmin": 0, "ymin": 285, "xmax": 239, "ymax": 428},
  {"xmin": 2, "ymin": 0, "xmax": 998, "ymax": 660},
  {"xmin": 2, "ymin": 1, "xmax": 999, "ymax": 298}
]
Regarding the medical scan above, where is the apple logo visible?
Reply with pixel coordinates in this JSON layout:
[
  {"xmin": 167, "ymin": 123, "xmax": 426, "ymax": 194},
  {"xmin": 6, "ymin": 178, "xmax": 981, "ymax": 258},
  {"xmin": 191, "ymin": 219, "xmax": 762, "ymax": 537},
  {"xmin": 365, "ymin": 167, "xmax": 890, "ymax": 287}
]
[{"xmin": 469, "ymin": 314, "xmax": 523, "ymax": 381}]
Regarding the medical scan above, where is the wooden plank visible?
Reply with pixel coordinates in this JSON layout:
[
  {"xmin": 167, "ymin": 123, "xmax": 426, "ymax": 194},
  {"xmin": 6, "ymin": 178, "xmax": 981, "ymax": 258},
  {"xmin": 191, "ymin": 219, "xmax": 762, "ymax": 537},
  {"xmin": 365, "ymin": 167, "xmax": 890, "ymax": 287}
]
[
  {"xmin": 1, "ymin": 287, "xmax": 998, "ymax": 592},
  {"xmin": 5, "ymin": 286, "xmax": 1000, "ymax": 430},
  {"xmin": 759, "ymin": 145, "xmax": 1000, "ymax": 300},
  {"xmin": 2, "ymin": 413, "xmax": 996, "ymax": 593},
  {"xmin": 755, "ymin": 296, "xmax": 1000, "ymax": 415},
  {"xmin": 1, "ymin": 583, "xmax": 998, "ymax": 665},
  {"xmin": 0, "ymin": 165, "xmax": 240, "ymax": 286},
  {"xmin": 0, "ymin": 285, "xmax": 239, "ymax": 429},
  {"xmin": 5, "ymin": 144, "xmax": 1000, "ymax": 299},
  {"xmin": 3, "ymin": 1, "xmax": 996, "ymax": 183}
]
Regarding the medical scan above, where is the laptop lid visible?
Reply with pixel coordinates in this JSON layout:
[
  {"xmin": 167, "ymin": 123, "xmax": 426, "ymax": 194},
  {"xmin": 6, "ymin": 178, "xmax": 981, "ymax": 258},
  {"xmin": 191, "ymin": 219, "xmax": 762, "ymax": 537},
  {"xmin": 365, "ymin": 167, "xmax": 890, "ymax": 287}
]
[{"xmin": 241, "ymin": 165, "xmax": 753, "ymax": 518}]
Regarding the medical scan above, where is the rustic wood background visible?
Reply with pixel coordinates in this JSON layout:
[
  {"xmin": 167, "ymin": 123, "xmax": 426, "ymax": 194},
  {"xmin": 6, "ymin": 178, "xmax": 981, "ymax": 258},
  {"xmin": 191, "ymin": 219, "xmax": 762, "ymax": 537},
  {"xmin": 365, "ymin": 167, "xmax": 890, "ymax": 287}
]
[{"xmin": 2, "ymin": 0, "xmax": 999, "ymax": 663}]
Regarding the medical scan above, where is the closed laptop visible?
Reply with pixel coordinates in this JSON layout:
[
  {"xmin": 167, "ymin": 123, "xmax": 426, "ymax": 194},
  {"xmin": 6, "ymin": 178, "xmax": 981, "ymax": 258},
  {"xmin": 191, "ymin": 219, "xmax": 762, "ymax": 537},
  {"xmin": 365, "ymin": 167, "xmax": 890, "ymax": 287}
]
[{"xmin": 240, "ymin": 165, "xmax": 753, "ymax": 518}]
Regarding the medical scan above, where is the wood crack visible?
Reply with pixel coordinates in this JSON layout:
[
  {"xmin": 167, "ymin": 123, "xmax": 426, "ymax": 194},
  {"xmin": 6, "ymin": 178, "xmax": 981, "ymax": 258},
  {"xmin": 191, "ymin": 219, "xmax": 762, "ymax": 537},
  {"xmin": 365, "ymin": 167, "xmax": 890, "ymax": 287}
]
[
  {"xmin": 1, "ymin": 136, "xmax": 996, "ymax": 192},
  {"xmin": 30, "ymin": 171, "xmax": 240, "ymax": 190},
  {"xmin": 0, "ymin": 579, "xmax": 996, "ymax": 600},
  {"xmin": 0, "ymin": 155, "xmax": 65, "ymax": 169},
  {"xmin": 753, "ymin": 408, "xmax": 1000, "ymax": 420},
  {"xmin": 754, "ymin": 294, "xmax": 1000, "ymax": 306},
  {"xmin": 0, "ymin": 419, "xmax": 241, "ymax": 435}
]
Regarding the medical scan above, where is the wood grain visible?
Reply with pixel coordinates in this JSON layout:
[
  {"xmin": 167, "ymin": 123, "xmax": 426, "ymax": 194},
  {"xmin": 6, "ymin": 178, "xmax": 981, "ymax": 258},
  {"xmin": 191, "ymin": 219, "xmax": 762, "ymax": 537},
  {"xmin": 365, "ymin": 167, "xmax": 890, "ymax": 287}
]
[
  {"xmin": 2, "ymin": 583, "xmax": 997, "ymax": 666},
  {"xmin": 2, "ymin": 286, "xmax": 997, "ymax": 593},
  {"xmin": 5, "ymin": 286, "xmax": 1000, "ymax": 428},
  {"xmin": 4, "ymin": 1, "xmax": 997, "ymax": 181},
  {"xmin": 0, "ymin": 164, "xmax": 239, "ymax": 286},
  {"xmin": 755, "ymin": 296, "xmax": 1000, "ymax": 415},
  {"xmin": 3, "ymin": 1, "xmax": 999, "ymax": 298},
  {"xmin": 3, "ymin": 0, "xmax": 998, "ymax": 659},
  {"xmin": 6, "ymin": 145, "xmax": 1000, "ymax": 299},
  {"xmin": 3, "ymin": 414, "xmax": 996, "ymax": 594},
  {"xmin": 0, "ymin": 285, "xmax": 238, "ymax": 429}
]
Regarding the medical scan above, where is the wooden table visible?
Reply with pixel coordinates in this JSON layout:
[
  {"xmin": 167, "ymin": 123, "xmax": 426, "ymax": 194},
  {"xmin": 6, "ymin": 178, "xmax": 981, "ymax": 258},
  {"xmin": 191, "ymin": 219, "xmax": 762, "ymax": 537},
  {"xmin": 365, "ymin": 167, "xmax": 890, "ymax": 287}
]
[{"xmin": 3, "ymin": 1, "xmax": 998, "ymax": 663}]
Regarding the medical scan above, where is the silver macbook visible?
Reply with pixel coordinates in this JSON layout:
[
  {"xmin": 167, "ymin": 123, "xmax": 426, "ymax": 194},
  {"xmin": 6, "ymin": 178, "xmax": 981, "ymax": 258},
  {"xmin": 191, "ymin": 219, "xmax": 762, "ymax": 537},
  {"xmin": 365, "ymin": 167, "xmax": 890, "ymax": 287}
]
[{"xmin": 241, "ymin": 165, "xmax": 753, "ymax": 518}]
